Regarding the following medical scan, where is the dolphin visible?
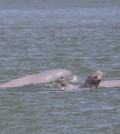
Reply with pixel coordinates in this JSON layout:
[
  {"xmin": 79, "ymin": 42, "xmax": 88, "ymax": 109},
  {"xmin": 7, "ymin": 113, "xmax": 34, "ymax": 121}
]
[
  {"xmin": 61, "ymin": 71, "xmax": 120, "ymax": 90},
  {"xmin": 1, "ymin": 68, "xmax": 119, "ymax": 90},
  {"xmin": 99, "ymin": 80, "xmax": 120, "ymax": 88},
  {"xmin": 0, "ymin": 68, "xmax": 77, "ymax": 89},
  {"xmin": 61, "ymin": 71, "xmax": 103, "ymax": 90}
]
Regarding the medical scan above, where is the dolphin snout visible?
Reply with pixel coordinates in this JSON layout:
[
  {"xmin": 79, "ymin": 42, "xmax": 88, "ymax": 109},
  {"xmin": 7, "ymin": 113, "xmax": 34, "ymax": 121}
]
[
  {"xmin": 97, "ymin": 75, "xmax": 102, "ymax": 81},
  {"xmin": 96, "ymin": 71, "xmax": 103, "ymax": 80},
  {"xmin": 70, "ymin": 75, "xmax": 78, "ymax": 82}
]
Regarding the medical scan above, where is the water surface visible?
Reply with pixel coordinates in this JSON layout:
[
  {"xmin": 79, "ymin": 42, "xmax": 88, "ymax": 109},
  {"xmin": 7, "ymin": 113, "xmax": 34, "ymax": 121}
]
[{"xmin": 0, "ymin": 4, "xmax": 120, "ymax": 134}]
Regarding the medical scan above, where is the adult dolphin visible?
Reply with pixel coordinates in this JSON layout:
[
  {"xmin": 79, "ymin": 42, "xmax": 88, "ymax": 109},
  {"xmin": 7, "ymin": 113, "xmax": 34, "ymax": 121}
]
[{"xmin": 0, "ymin": 68, "xmax": 77, "ymax": 89}]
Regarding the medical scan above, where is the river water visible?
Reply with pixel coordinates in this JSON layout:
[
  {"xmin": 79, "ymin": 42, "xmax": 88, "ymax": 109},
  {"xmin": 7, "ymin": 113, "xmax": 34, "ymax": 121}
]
[{"xmin": 0, "ymin": 1, "xmax": 120, "ymax": 134}]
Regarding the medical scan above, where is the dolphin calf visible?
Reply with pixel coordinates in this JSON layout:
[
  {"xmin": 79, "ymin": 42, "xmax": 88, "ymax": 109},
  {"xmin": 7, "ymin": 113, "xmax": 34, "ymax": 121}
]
[
  {"xmin": 99, "ymin": 80, "xmax": 120, "ymax": 88},
  {"xmin": 0, "ymin": 68, "xmax": 119, "ymax": 90},
  {"xmin": 61, "ymin": 71, "xmax": 103, "ymax": 90},
  {"xmin": 61, "ymin": 71, "xmax": 120, "ymax": 90},
  {"xmin": 0, "ymin": 68, "xmax": 77, "ymax": 89}
]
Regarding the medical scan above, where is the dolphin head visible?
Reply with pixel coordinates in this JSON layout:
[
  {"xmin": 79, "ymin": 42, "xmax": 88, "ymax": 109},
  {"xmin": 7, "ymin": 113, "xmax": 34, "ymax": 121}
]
[
  {"xmin": 81, "ymin": 71, "xmax": 103, "ymax": 88},
  {"xmin": 54, "ymin": 69, "xmax": 78, "ymax": 83}
]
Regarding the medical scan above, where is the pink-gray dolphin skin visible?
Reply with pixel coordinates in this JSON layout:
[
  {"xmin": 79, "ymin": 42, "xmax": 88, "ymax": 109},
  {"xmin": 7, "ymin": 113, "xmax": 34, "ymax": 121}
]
[
  {"xmin": 0, "ymin": 69, "xmax": 77, "ymax": 89},
  {"xmin": 99, "ymin": 80, "xmax": 120, "ymax": 88}
]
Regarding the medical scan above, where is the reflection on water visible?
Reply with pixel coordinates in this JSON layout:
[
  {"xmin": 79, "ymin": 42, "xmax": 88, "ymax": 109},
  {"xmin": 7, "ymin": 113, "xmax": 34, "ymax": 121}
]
[{"xmin": 0, "ymin": 5, "xmax": 120, "ymax": 134}]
